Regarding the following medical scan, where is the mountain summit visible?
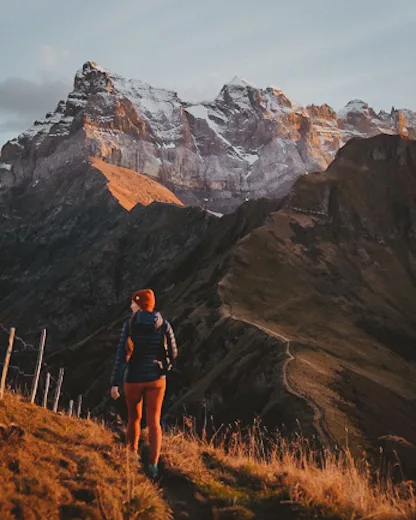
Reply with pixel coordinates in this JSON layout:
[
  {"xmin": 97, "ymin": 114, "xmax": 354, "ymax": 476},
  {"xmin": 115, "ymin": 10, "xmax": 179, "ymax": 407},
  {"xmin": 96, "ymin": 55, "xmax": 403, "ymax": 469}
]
[{"xmin": 1, "ymin": 61, "xmax": 415, "ymax": 212}]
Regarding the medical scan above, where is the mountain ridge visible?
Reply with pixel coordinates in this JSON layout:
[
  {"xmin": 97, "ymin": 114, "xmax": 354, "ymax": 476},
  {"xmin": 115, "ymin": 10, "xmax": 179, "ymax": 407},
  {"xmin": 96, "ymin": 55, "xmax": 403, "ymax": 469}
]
[{"xmin": 1, "ymin": 61, "xmax": 415, "ymax": 212}]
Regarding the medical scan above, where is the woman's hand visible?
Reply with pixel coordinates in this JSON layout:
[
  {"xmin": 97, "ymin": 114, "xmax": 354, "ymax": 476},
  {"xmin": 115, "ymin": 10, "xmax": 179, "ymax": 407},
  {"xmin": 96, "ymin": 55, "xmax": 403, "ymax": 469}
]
[{"xmin": 110, "ymin": 386, "xmax": 121, "ymax": 400}]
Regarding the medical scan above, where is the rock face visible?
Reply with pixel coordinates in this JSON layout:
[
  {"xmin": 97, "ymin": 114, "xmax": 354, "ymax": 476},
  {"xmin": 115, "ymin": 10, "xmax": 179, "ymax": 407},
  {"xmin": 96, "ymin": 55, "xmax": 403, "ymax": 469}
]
[{"xmin": 1, "ymin": 61, "xmax": 415, "ymax": 212}]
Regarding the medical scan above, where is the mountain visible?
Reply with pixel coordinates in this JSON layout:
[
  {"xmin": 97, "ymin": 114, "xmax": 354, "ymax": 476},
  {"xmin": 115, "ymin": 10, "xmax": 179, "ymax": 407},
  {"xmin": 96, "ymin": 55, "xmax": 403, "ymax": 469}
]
[
  {"xmin": 2, "ymin": 134, "xmax": 416, "ymax": 478},
  {"xmin": 1, "ymin": 61, "xmax": 415, "ymax": 212},
  {"xmin": 0, "ymin": 152, "xmax": 187, "ymax": 344}
]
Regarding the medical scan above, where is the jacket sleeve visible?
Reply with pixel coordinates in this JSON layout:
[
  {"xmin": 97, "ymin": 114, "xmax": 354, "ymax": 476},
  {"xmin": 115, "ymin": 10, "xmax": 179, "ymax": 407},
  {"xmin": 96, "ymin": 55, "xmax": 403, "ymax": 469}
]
[
  {"xmin": 110, "ymin": 320, "xmax": 128, "ymax": 387},
  {"xmin": 164, "ymin": 320, "xmax": 178, "ymax": 364}
]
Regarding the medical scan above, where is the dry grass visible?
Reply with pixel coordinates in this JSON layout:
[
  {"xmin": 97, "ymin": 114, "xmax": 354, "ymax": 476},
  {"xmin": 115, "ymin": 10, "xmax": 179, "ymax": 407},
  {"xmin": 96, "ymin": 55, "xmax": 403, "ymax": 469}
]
[
  {"xmin": 1, "ymin": 391, "xmax": 415, "ymax": 519},
  {"xmin": 91, "ymin": 157, "xmax": 183, "ymax": 210},
  {"xmin": 0, "ymin": 391, "xmax": 171, "ymax": 520},
  {"xmin": 163, "ymin": 418, "xmax": 416, "ymax": 520}
]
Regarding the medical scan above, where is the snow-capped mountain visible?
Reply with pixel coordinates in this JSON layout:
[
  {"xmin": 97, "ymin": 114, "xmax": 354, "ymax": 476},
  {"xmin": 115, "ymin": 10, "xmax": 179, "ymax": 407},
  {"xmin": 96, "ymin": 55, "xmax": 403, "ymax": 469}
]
[{"xmin": 1, "ymin": 61, "xmax": 415, "ymax": 212}]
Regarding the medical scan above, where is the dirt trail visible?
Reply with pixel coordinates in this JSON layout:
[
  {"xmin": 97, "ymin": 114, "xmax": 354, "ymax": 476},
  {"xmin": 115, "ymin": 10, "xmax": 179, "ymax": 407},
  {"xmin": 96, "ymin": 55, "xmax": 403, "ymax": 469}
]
[
  {"xmin": 143, "ymin": 447, "xmax": 325, "ymax": 520},
  {"xmin": 160, "ymin": 469, "xmax": 218, "ymax": 520},
  {"xmin": 222, "ymin": 305, "xmax": 334, "ymax": 449},
  {"xmin": 140, "ymin": 445, "xmax": 218, "ymax": 519}
]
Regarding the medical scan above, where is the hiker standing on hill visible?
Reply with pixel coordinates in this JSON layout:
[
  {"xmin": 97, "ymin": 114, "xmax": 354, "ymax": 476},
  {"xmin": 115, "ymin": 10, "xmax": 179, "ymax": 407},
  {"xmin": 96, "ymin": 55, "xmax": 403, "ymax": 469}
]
[{"xmin": 110, "ymin": 289, "xmax": 177, "ymax": 479}]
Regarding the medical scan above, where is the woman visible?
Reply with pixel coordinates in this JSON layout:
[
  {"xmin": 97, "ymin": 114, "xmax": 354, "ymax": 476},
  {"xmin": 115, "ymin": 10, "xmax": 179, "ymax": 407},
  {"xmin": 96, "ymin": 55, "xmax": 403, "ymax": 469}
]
[{"xmin": 110, "ymin": 288, "xmax": 177, "ymax": 478}]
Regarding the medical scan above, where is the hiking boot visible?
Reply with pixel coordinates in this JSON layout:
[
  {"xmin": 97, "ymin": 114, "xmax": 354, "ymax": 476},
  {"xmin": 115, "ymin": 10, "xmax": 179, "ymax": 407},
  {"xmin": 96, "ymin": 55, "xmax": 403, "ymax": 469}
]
[{"xmin": 146, "ymin": 463, "xmax": 159, "ymax": 480}]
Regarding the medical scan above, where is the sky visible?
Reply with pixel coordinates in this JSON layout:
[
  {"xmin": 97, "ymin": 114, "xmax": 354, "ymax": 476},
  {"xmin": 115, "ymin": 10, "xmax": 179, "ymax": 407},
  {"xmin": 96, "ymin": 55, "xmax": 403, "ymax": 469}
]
[{"xmin": 0, "ymin": 0, "xmax": 415, "ymax": 147}]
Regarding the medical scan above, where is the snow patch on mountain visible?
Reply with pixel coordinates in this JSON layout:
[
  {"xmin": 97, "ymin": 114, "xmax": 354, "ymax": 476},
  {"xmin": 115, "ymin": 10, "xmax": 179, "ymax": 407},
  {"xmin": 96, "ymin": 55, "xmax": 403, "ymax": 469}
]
[
  {"xmin": 186, "ymin": 103, "xmax": 260, "ymax": 167},
  {"xmin": 11, "ymin": 111, "xmax": 74, "ymax": 143},
  {"xmin": 338, "ymin": 99, "xmax": 369, "ymax": 117},
  {"xmin": 227, "ymin": 76, "xmax": 255, "ymax": 88},
  {"xmin": 186, "ymin": 104, "xmax": 237, "ymax": 155}
]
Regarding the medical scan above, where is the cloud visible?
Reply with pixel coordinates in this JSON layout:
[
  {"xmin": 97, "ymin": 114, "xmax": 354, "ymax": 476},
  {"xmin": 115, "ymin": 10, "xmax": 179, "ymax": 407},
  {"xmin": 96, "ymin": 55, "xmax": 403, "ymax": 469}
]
[
  {"xmin": 0, "ymin": 77, "xmax": 71, "ymax": 116},
  {"xmin": 0, "ymin": 77, "xmax": 71, "ymax": 143}
]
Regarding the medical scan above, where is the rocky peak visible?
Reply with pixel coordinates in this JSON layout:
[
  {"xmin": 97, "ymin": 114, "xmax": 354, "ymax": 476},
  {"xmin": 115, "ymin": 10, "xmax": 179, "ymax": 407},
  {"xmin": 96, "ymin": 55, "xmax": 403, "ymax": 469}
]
[
  {"xmin": 217, "ymin": 80, "xmax": 296, "ymax": 114},
  {"xmin": 290, "ymin": 135, "xmax": 416, "ymax": 243},
  {"xmin": 391, "ymin": 108, "xmax": 416, "ymax": 139},
  {"xmin": 216, "ymin": 77, "xmax": 257, "ymax": 109},
  {"xmin": 339, "ymin": 99, "xmax": 370, "ymax": 115},
  {"xmin": 1, "ymin": 62, "xmax": 416, "ymax": 213},
  {"xmin": 225, "ymin": 76, "xmax": 254, "ymax": 88},
  {"xmin": 338, "ymin": 99, "xmax": 396, "ymax": 139},
  {"xmin": 262, "ymin": 87, "xmax": 297, "ymax": 111},
  {"xmin": 306, "ymin": 103, "xmax": 337, "ymax": 121},
  {"xmin": 74, "ymin": 61, "xmax": 113, "ymax": 94}
]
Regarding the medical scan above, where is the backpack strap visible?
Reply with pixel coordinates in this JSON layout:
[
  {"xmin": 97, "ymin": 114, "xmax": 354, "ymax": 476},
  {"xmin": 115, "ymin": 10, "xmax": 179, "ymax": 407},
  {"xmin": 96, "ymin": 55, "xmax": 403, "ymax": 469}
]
[
  {"xmin": 126, "ymin": 316, "xmax": 135, "ymax": 362},
  {"xmin": 161, "ymin": 321, "xmax": 172, "ymax": 373}
]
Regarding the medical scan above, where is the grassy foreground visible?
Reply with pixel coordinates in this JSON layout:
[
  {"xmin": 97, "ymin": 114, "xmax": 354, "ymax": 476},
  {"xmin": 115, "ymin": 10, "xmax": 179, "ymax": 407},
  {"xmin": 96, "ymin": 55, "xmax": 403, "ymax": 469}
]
[
  {"xmin": 0, "ymin": 393, "xmax": 415, "ymax": 519},
  {"xmin": 0, "ymin": 393, "xmax": 170, "ymax": 520}
]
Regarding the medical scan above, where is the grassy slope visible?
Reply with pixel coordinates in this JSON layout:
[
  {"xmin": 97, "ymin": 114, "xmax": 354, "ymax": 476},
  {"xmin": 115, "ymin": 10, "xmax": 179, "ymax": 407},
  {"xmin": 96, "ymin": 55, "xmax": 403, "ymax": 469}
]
[
  {"xmin": 1, "ymin": 393, "xmax": 415, "ymax": 520},
  {"xmin": 90, "ymin": 157, "xmax": 183, "ymax": 211},
  {"xmin": 221, "ymin": 137, "xmax": 416, "ymax": 474},
  {"xmin": 224, "ymin": 212, "xmax": 416, "ymax": 449},
  {"xmin": 0, "ymin": 393, "xmax": 170, "ymax": 520}
]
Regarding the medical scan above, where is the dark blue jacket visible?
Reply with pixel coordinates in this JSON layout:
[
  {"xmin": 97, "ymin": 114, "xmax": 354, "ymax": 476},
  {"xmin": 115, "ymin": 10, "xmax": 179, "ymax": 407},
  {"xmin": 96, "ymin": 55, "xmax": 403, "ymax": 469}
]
[{"xmin": 110, "ymin": 311, "xmax": 178, "ymax": 386}]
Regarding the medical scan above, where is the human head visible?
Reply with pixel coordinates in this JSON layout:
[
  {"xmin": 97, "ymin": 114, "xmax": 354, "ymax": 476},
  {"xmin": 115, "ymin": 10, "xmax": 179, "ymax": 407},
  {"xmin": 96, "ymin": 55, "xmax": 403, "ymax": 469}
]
[
  {"xmin": 130, "ymin": 300, "xmax": 141, "ymax": 313},
  {"xmin": 131, "ymin": 288, "xmax": 156, "ymax": 312}
]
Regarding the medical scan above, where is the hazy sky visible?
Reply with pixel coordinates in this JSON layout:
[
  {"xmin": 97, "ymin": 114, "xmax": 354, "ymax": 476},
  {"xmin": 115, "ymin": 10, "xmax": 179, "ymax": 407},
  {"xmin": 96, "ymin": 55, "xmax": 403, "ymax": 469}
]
[{"xmin": 0, "ymin": 0, "xmax": 415, "ymax": 147}]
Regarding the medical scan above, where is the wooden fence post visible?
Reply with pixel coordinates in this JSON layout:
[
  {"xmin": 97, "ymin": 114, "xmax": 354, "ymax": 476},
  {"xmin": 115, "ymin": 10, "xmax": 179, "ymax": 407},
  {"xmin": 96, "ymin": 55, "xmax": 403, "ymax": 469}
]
[
  {"xmin": 30, "ymin": 329, "xmax": 47, "ymax": 404},
  {"xmin": 76, "ymin": 395, "xmax": 82, "ymax": 418},
  {"xmin": 68, "ymin": 400, "xmax": 74, "ymax": 417},
  {"xmin": 42, "ymin": 372, "xmax": 51, "ymax": 408},
  {"xmin": 0, "ymin": 327, "xmax": 16, "ymax": 400},
  {"xmin": 52, "ymin": 368, "xmax": 64, "ymax": 413}
]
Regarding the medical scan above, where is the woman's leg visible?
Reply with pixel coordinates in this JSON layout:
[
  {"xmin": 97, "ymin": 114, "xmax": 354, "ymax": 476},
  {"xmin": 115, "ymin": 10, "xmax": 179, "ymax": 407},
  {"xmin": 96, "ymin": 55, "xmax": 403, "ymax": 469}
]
[
  {"xmin": 145, "ymin": 377, "xmax": 167, "ymax": 465},
  {"xmin": 124, "ymin": 382, "xmax": 144, "ymax": 451}
]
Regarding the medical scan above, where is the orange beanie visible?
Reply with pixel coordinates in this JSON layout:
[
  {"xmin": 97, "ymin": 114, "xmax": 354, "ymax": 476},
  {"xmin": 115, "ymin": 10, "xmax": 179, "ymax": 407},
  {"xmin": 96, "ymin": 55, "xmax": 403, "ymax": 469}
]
[{"xmin": 131, "ymin": 289, "xmax": 156, "ymax": 311}]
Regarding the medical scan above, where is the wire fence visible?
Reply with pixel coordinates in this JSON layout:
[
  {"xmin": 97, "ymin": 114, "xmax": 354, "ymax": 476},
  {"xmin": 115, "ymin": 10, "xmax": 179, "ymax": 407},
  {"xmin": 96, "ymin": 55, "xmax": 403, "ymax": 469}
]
[
  {"xmin": 0, "ymin": 322, "xmax": 88, "ymax": 419},
  {"xmin": 0, "ymin": 321, "xmax": 38, "ymax": 353},
  {"xmin": 0, "ymin": 321, "xmax": 75, "ymax": 400}
]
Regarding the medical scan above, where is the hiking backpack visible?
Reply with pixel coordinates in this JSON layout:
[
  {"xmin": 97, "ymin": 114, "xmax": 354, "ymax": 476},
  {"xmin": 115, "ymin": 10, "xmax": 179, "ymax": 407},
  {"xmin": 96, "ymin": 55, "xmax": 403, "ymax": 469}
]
[{"xmin": 126, "ymin": 317, "xmax": 172, "ymax": 374}]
